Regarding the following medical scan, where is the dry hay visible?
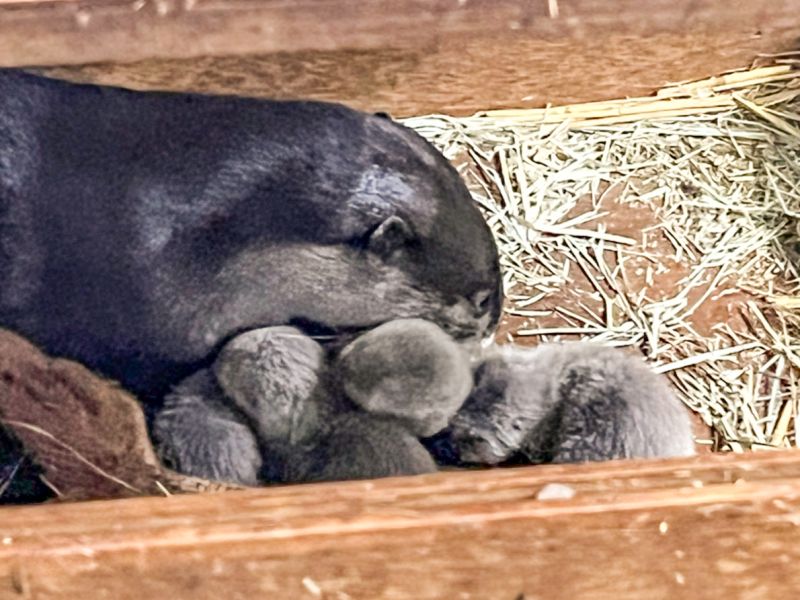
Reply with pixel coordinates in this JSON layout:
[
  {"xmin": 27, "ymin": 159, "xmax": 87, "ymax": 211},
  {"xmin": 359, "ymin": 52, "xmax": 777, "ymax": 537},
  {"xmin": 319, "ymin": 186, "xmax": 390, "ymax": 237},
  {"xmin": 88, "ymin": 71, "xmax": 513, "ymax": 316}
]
[{"xmin": 403, "ymin": 57, "xmax": 800, "ymax": 454}]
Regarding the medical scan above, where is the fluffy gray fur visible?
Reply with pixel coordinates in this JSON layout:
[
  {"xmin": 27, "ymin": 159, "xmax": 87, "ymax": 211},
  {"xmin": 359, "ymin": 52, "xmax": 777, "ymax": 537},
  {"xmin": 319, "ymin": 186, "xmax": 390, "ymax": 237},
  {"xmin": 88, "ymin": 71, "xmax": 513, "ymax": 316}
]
[
  {"xmin": 444, "ymin": 343, "xmax": 695, "ymax": 465},
  {"xmin": 213, "ymin": 325, "xmax": 328, "ymax": 447},
  {"xmin": 154, "ymin": 326, "xmax": 337, "ymax": 485},
  {"xmin": 151, "ymin": 370, "xmax": 263, "ymax": 486},
  {"xmin": 287, "ymin": 413, "xmax": 437, "ymax": 483},
  {"xmin": 337, "ymin": 318, "xmax": 472, "ymax": 436}
]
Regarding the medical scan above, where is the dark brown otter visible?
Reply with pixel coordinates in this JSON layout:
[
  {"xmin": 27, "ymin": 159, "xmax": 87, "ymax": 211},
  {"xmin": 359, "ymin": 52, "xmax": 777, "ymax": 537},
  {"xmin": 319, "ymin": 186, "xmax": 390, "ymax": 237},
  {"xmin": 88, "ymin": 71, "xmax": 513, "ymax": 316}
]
[{"xmin": 0, "ymin": 70, "xmax": 502, "ymax": 405}]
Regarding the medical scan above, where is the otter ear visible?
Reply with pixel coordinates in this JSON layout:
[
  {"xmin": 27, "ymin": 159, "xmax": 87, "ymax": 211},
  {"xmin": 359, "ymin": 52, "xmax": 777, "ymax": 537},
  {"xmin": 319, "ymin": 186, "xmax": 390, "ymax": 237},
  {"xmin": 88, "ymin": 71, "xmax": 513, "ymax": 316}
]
[{"xmin": 368, "ymin": 216, "xmax": 414, "ymax": 257}]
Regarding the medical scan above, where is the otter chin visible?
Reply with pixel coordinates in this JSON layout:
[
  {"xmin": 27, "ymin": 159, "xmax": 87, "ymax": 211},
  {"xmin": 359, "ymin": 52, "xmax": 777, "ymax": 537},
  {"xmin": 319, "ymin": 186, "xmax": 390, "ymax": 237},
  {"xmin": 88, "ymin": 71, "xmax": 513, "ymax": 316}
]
[{"xmin": 0, "ymin": 69, "xmax": 502, "ymax": 403}]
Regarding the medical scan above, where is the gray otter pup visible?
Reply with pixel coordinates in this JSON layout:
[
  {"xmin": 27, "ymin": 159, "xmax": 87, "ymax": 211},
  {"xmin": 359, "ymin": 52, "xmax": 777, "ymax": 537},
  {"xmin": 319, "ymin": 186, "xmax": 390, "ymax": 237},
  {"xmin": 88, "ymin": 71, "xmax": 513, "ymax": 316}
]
[
  {"xmin": 153, "ymin": 320, "xmax": 464, "ymax": 486},
  {"xmin": 337, "ymin": 318, "xmax": 473, "ymax": 436},
  {"xmin": 151, "ymin": 371, "xmax": 263, "ymax": 486},
  {"xmin": 287, "ymin": 413, "xmax": 437, "ymax": 483},
  {"xmin": 153, "ymin": 325, "xmax": 332, "ymax": 485},
  {"xmin": 213, "ymin": 326, "xmax": 328, "ymax": 447},
  {"xmin": 438, "ymin": 343, "xmax": 695, "ymax": 465},
  {"xmin": 0, "ymin": 70, "xmax": 502, "ymax": 404}
]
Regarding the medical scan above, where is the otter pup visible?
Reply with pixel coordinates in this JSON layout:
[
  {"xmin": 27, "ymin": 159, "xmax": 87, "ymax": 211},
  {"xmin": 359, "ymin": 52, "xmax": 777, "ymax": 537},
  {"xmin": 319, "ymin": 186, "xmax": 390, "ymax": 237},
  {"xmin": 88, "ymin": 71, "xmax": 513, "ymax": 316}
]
[
  {"xmin": 213, "ymin": 326, "xmax": 328, "ymax": 447},
  {"xmin": 287, "ymin": 413, "xmax": 437, "ymax": 484},
  {"xmin": 435, "ymin": 343, "xmax": 695, "ymax": 466},
  {"xmin": 153, "ymin": 326, "xmax": 333, "ymax": 485},
  {"xmin": 151, "ymin": 371, "xmax": 264, "ymax": 486},
  {"xmin": 337, "ymin": 319, "xmax": 473, "ymax": 437}
]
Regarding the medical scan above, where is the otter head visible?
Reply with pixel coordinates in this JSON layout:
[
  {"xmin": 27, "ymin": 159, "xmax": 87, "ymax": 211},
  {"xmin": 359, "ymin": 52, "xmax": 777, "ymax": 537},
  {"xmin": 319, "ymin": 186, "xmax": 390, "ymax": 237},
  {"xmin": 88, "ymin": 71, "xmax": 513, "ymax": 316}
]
[
  {"xmin": 318, "ymin": 114, "xmax": 503, "ymax": 342},
  {"xmin": 179, "ymin": 110, "xmax": 502, "ymax": 359}
]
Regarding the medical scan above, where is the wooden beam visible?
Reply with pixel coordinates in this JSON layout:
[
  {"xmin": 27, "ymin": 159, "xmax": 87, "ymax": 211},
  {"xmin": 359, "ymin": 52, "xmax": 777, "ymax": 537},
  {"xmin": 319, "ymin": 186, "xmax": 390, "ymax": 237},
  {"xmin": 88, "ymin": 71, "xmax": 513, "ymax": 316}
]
[
  {"xmin": 1, "ymin": 1, "xmax": 798, "ymax": 114},
  {"xmin": 2, "ymin": 450, "xmax": 800, "ymax": 599},
  {"xmin": 0, "ymin": 0, "xmax": 797, "ymax": 67},
  {"xmin": 0, "ymin": 0, "xmax": 799, "ymax": 66},
  {"xmin": 37, "ymin": 28, "xmax": 800, "ymax": 117}
]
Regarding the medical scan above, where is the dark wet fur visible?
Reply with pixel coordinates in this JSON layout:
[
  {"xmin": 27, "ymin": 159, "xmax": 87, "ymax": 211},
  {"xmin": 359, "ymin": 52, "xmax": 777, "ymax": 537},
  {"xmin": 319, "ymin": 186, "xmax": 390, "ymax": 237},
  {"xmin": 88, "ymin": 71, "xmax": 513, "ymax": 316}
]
[{"xmin": 0, "ymin": 69, "xmax": 502, "ymax": 406}]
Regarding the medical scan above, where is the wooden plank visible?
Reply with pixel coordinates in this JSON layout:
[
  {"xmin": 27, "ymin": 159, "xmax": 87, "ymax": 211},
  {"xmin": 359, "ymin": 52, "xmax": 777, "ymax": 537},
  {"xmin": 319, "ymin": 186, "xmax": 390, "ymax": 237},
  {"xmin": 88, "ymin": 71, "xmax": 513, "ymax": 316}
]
[
  {"xmin": 1, "ymin": 0, "xmax": 798, "ymax": 114},
  {"xmin": 0, "ymin": 0, "xmax": 797, "ymax": 67},
  {"xmin": 2, "ymin": 450, "xmax": 800, "ymax": 599},
  {"xmin": 0, "ymin": 0, "xmax": 793, "ymax": 67},
  {"xmin": 38, "ymin": 28, "xmax": 800, "ymax": 117}
]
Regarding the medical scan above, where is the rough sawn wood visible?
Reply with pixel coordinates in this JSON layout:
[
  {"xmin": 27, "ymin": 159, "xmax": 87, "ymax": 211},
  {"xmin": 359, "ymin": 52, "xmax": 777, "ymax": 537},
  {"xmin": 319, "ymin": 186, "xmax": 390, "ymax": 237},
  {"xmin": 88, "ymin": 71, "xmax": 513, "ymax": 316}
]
[{"xmin": 1, "ymin": 450, "xmax": 800, "ymax": 599}]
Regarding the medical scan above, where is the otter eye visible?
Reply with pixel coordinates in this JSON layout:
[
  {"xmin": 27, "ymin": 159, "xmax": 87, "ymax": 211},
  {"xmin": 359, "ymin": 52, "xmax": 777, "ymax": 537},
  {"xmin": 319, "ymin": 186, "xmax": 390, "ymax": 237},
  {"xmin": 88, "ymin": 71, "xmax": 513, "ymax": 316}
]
[{"xmin": 472, "ymin": 289, "xmax": 492, "ymax": 311}]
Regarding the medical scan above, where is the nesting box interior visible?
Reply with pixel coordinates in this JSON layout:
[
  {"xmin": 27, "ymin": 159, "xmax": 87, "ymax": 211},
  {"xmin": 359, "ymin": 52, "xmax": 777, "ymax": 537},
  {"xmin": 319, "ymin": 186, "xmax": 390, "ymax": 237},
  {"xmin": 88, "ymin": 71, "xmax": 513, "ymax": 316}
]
[{"xmin": 1, "ymin": 1, "xmax": 800, "ymax": 598}]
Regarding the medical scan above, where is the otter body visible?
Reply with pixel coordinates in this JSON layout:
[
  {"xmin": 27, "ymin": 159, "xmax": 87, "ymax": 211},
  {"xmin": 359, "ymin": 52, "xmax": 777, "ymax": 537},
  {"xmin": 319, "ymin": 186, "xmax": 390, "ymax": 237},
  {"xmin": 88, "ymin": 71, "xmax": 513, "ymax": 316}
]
[
  {"xmin": 434, "ymin": 343, "xmax": 696, "ymax": 465},
  {"xmin": 0, "ymin": 70, "xmax": 501, "ymax": 401}
]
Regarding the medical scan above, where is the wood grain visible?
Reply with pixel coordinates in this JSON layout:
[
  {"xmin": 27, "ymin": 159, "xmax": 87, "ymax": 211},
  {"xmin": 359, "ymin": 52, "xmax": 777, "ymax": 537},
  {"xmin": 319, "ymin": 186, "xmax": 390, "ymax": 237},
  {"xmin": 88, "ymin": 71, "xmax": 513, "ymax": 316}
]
[
  {"xmin": 2, "ymin": 450, "xmax": 800, "ymax": 599},
  {"xmin": 2, "ymin": 0, "xmax": 796, "ymax": 67},
  {"xmin": 38, "ymin": 29, "xmax": 800, "ymax": 117},
  {"xmin": 2, "ymin": 0, "xmax": 799, "ymax": 115},
  {"xmin": 1, "ymin": 4, "xmax": 799, "ymax": 596}
]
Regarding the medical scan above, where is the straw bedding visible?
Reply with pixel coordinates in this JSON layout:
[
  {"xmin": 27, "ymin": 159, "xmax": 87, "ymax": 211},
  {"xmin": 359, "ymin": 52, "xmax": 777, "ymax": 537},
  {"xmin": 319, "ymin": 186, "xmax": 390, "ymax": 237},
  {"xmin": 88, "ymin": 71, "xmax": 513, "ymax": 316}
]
[{"xmin": 403, "ymin": 58, "xmax": 800, "ymax": 453}]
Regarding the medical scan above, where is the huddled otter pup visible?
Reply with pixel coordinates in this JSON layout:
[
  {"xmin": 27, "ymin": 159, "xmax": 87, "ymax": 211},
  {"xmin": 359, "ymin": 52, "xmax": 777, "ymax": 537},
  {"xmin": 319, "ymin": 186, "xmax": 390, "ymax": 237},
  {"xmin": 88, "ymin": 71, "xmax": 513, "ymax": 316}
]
[
  {"xmin": 153, "ymin": 321, "xmax": 695, "ymax": 487},
  {"xmin": 286, "ymin": 413, "xmax": 437, "ymax": 483},
  {"xmin": 152, "ymin": 371, "xmax": 264, "ymax": 487},
  {"xmin": 431, "ymin": 343, "xmax": 696, "ymax": 466},
  {"xmin": 336, "ymin": 319, "xmax": 473, "ymax": 437},
  {"xmin": 212, "ymin": 326, "xmax": 328, "ymax": 447}
]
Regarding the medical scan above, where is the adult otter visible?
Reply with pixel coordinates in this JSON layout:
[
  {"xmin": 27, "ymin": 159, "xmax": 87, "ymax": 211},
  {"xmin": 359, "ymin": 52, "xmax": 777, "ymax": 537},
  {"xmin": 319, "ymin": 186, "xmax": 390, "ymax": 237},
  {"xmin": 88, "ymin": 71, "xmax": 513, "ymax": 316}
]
[{"xmin": 0, "ymin": 70, "xmax": 502, "ymax": 403}]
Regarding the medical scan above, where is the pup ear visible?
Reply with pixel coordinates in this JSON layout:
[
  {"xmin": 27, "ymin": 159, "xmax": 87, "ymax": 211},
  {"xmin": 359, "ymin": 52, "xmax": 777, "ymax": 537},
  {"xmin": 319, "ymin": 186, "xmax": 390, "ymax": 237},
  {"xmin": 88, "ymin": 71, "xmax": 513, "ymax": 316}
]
[{"xmin": 368, "ymin": 215, "xmax": 414, "ymax": 257}]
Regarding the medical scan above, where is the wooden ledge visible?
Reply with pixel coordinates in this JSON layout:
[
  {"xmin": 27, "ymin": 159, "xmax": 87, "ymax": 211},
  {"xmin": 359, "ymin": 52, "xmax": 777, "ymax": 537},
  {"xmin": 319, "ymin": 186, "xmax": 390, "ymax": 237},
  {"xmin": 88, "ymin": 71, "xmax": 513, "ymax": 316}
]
[
  {"xmin": 2, "ymin": 450, "xmax": 800, "ymax": 598},
  {"xmin": 1, "ymin": 0, "xmax": 796, "ymax": 68},
  {"xmin": 1, "ymin": 1, "xmax": 798, "ymax": 114},
  {"xmin": 3, "ymin": 1, "xmax": 798, "ymax": 115}
]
